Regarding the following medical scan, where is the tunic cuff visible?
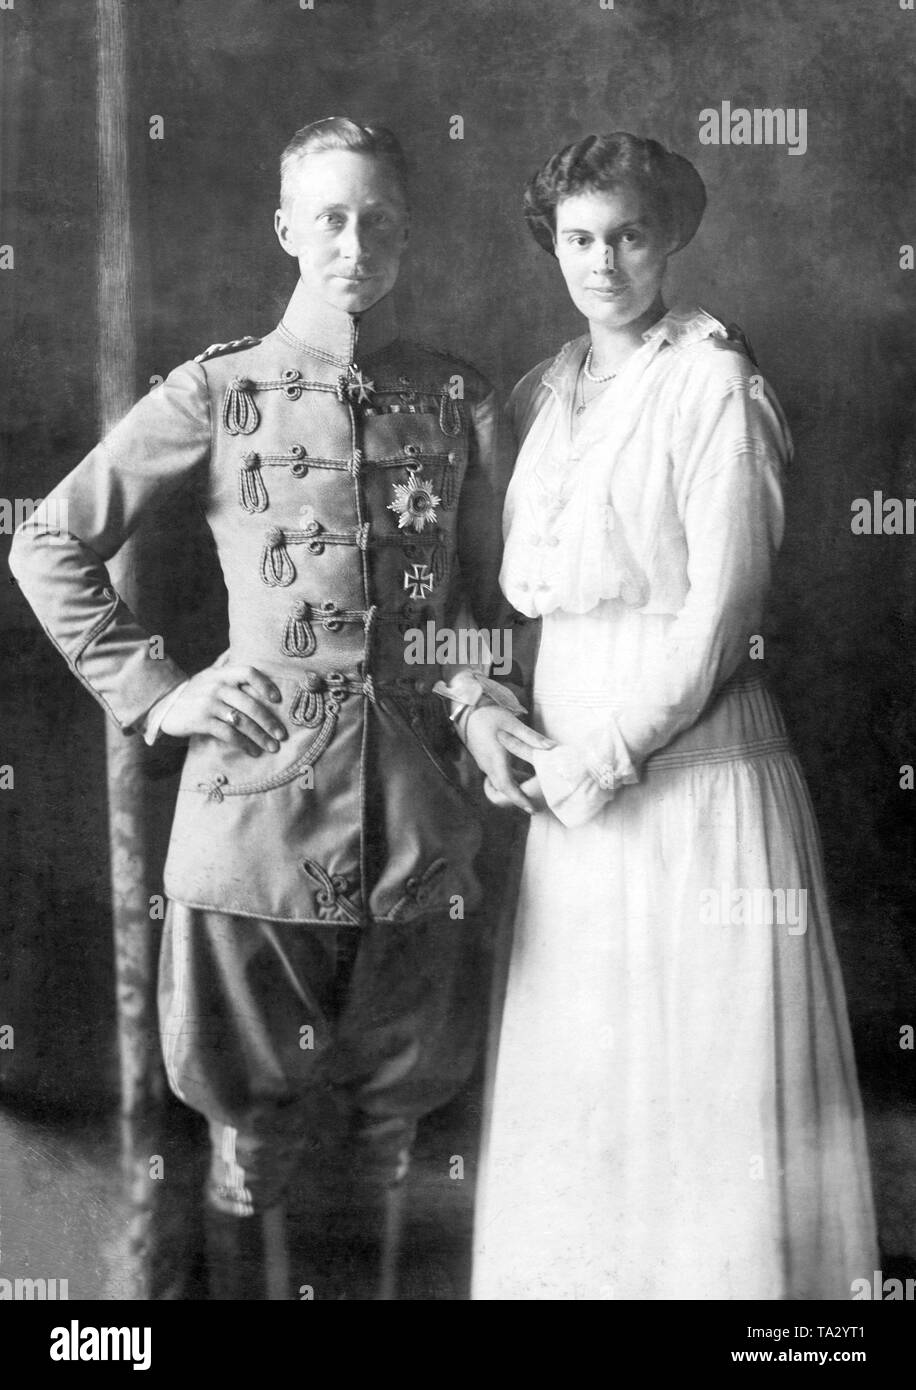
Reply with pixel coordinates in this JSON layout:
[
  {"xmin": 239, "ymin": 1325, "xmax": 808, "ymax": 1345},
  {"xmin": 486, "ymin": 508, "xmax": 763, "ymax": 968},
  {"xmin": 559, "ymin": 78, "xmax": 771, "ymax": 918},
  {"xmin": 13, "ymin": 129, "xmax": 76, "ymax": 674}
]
[
  {"xmin": 432, "ymin": 669, "xmax": 527, "ymax": 713},
  {"xmin": 432, "ymin": 671, "xmax": 528, "ymax": 747}
]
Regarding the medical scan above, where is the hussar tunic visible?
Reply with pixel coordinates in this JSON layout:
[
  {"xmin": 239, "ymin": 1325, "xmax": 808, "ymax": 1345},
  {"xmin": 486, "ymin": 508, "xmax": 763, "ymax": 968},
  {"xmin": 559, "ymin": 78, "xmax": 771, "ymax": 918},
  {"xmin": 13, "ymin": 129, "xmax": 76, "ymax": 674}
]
[{"xmin": 10, "ymin": 285, "xmax": 522, "ymax": 928}]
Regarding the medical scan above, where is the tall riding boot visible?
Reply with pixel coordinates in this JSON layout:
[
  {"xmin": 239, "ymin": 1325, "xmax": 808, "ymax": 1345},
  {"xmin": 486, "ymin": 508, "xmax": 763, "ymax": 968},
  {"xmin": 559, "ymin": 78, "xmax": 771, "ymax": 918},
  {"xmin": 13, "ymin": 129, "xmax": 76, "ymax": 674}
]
[
  {"xmin": 319, "ymin": 1175, "xmax": 408, "ymax": 1301},
  {"xmin": 378, "ymin": 1178, "xmax": 407, "ymax": 1301},
  {"xmin": 204, "ymin": 1204, "xmax": 290, "ymax": 1300},
  {"xmin": 327, "ymin": 1123, "xmax": 413, "ymax": 1300},
  {"xmin": 285, "ymin": 1120, "xmax": 413, "ymax": 1300}
]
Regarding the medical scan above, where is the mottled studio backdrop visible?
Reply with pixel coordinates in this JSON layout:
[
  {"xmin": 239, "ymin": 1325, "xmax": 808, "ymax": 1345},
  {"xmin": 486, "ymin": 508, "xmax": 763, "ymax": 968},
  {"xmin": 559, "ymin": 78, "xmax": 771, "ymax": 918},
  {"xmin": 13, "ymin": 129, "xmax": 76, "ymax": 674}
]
[{"xmin": 1, "ymin": 0, "xmax": 914, "ymax": 1233}]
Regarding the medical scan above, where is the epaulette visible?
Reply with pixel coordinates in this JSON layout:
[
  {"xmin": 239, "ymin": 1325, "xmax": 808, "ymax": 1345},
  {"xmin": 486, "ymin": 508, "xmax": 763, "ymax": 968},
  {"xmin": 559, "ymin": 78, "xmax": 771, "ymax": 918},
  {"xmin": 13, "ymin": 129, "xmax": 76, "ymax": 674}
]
[{"xmin": 194, "ymin": 336, "xmax": 261, "ymax": 364}]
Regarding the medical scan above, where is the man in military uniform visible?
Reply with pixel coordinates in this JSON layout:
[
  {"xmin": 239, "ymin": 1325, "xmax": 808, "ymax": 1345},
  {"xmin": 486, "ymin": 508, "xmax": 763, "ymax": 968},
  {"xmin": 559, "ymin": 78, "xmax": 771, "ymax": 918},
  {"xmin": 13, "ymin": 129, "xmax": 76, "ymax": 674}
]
[{"xmin": 10, "ymin": 117, "xmax": 547, "ymax": 1298}]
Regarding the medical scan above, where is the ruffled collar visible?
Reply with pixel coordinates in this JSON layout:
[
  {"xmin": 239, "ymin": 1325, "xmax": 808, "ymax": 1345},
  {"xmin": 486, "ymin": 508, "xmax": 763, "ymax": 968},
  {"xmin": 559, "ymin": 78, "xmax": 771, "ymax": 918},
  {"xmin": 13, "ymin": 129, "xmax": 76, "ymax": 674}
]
[
  {"xmin": 539, "ymin": 306, "xmax": 732, "ymax": 401},
  {"xmin": 500, "ymin": 306, "xmax": 742, "ymax": 620}
]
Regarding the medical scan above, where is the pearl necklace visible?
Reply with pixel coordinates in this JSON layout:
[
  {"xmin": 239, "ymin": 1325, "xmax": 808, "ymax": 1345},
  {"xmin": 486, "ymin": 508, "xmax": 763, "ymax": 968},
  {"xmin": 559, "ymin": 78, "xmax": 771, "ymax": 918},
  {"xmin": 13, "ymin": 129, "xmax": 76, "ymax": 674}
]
[
  {"xmin": 576, "ymin": 346, "xmax": 617, "ymax": 415},
  {"xmin": 582, "ymin": 345, "xmax": 618, "ymax": 383}
]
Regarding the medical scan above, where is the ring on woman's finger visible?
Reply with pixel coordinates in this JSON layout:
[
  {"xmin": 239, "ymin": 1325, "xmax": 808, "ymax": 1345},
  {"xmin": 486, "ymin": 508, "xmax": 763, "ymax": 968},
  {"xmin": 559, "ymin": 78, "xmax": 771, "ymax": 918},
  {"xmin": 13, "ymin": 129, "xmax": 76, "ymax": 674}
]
[{"xmin": 224, "ymin": 708, "xmax": 241, "ymax": 728}]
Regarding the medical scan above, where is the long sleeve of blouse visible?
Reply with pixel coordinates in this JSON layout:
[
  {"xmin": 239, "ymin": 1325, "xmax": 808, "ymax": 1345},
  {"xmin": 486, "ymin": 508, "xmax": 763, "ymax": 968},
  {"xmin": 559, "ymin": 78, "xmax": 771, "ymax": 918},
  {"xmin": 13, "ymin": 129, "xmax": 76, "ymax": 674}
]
[{"xmin": 528, "ymin": 339, "xmax": 792, "ymax": 827}]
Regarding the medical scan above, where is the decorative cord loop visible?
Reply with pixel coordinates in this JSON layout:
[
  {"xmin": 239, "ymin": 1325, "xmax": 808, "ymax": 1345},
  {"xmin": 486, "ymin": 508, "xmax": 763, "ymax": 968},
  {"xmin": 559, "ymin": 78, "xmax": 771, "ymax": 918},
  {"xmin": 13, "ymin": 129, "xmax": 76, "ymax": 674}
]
[
  {"xmin": 238, "ymin": 452, "xmax": 268, "ymax": 513},
  {"xmin": 438, "ymin": 390, "xmax": 462, "ymax": 437},
  {"xmin": 300, "ymin": 860, "xmax": 362, "ymax": 924},
  {"xmin": 222, "ymin": 377, "xmax": 260, "ymax": 436}
]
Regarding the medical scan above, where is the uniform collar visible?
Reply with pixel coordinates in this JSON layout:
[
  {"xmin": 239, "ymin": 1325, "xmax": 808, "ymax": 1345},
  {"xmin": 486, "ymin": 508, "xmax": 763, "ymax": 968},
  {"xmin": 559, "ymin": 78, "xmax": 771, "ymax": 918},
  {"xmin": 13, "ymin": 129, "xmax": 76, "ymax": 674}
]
[
  {"xmin": 278, "ymin": 278, "xmax": 399, "ymax": 363},
  {"xmin": 540, "ymin": 305, "xmax": 729, "ymax": 398}
]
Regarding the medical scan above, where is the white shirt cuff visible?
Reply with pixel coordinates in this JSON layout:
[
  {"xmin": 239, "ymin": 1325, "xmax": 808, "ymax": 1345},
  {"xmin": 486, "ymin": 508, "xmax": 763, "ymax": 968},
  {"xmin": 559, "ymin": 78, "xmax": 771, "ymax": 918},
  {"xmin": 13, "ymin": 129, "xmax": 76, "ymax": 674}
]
[{"xmin": 140, "ymin": 680, "xmax": 189, "ymax": 745}]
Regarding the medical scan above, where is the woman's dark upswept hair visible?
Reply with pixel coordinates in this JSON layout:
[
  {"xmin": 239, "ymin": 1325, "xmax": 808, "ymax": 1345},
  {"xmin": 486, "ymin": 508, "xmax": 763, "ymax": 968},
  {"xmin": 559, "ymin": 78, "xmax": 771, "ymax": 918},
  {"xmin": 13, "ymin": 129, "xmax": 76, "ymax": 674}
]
[{"xmin": 524, "ymin": 132, "xmax": 706, "ymax": 256}]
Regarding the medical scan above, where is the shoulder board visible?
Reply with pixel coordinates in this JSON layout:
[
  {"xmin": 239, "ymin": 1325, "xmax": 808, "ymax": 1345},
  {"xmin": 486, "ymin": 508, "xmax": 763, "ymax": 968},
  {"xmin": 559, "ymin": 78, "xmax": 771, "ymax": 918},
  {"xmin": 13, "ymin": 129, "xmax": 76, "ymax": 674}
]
[
  {"xmin": 413, "ymin": 342, "xmax": 486, "ymax": 381},
  {"xmin": 194, "ymin": 336, "xmax": 261, "ymax": 364}
]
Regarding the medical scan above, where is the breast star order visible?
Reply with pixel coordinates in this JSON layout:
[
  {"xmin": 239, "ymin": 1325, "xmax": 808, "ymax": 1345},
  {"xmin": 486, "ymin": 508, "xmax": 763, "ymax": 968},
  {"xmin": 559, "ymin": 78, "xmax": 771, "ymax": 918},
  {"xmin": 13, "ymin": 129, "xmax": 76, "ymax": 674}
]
[{"xmin": 388, "ymin": 470, "xmax": 442, "ymax": 532}]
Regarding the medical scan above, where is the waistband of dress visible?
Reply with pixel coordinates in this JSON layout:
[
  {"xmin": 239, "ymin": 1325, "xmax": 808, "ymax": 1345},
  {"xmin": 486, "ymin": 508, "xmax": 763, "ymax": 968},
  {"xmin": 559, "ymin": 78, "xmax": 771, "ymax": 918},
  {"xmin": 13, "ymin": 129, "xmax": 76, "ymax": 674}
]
[
  {"xmin": 646, "ymin": 673, "xmax": 792, "ymax": 773},
  {"xmin": 537, "ymin": 669, "xmax": 794, "ymax": 772},
  {"xmin": 644, "ymin": 731, "xmax": 791, "ymax": 773}
]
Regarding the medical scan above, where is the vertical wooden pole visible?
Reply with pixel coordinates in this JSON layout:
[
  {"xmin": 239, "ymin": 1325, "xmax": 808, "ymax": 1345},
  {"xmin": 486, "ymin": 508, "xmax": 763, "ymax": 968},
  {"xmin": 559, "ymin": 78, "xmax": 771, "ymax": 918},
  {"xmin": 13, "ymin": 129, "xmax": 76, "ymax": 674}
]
[
  {"xmin": 96, "ymin": 0, "xmax": 134, "ymax": 438},
  {"xmin": 97, "ymin": 0, "xmax": 165, "ymax": 1127},
  {"xmin": 97, "ymin": 2, "xmax": 206, "ymax": 1301}
]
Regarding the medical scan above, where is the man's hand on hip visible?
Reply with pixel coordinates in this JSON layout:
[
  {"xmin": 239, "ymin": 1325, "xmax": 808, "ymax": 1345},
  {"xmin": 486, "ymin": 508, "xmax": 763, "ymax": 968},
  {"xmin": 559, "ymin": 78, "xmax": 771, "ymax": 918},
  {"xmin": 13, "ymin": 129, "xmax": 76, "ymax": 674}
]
[{"xmin": 160, "ymin": 663, "xmax": 288, "ymax": 756}]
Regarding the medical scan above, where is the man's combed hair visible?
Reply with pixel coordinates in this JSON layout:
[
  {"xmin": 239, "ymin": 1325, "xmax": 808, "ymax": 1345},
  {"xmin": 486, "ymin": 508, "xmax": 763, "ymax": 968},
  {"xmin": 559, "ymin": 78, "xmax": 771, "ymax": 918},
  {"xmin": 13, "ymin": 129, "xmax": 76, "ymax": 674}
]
[
  {"xmin": 279, "ymin": 117, "xmax": 410, "ymax": 209},
  {"xmin": 523, "ymin": 132, "xmax": 706, "ymax": 257}
]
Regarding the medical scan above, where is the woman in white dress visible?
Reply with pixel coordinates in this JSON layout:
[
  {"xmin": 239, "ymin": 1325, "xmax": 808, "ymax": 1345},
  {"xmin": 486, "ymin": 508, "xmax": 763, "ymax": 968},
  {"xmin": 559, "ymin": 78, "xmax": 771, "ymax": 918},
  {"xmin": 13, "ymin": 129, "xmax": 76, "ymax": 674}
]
[{"xmin": 467, "ymin": 133, "xmax": 878, "ymax": 1300}]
